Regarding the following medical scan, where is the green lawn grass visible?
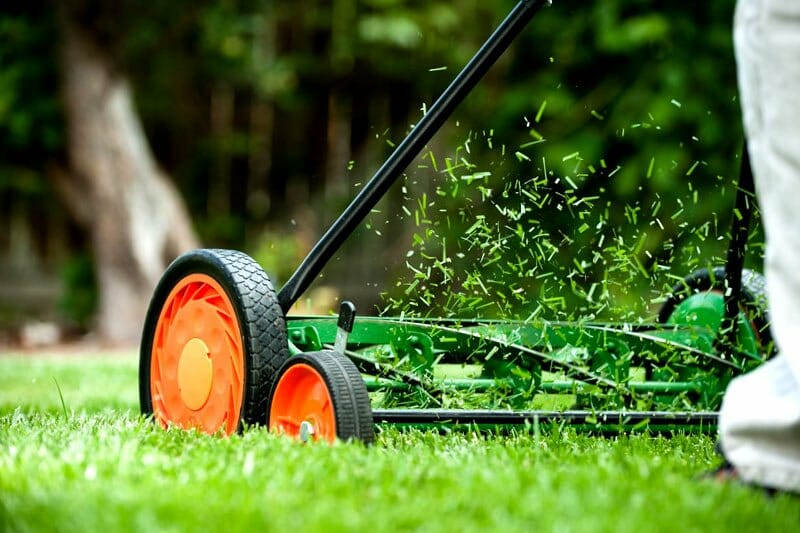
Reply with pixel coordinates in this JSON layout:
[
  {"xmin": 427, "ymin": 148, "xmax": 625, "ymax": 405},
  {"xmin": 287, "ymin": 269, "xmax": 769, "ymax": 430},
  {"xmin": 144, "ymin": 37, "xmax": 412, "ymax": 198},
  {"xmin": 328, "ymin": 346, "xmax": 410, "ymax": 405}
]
[{"xmin": 1, "ymin": 353, "xmax": 797, "ymax": 532}]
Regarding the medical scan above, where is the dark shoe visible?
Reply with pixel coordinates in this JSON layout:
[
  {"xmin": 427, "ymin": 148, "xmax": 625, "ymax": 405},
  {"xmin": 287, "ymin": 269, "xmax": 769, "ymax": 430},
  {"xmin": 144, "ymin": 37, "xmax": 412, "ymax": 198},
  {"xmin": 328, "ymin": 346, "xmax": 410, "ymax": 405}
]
[{"xmin": 705, "ymin": 461, "xmax": 743, "ymax": 483}]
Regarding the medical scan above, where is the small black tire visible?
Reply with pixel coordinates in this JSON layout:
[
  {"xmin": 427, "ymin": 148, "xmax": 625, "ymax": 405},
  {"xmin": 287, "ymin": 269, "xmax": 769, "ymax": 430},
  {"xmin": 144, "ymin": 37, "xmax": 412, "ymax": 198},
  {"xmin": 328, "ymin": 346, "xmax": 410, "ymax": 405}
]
[
  {"xmin": 268, "ymin": 350, "xmax": 375, "ymax": 444},
  {"xmin": 658, "ymin": 266, "xmax": 772, "ymax": 350},
  {"xmin": 139, "ymin": 248, "xmax": 289, "ymax": 434}
]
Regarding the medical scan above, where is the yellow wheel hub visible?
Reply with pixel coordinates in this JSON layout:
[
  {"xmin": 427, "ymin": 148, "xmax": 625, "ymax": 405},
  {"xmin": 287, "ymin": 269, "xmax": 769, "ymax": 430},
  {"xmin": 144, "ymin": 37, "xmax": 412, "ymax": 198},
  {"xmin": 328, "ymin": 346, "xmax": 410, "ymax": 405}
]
[{"xmin": 177, "ymin": 338, "xmax": 213, "ymax": 411}]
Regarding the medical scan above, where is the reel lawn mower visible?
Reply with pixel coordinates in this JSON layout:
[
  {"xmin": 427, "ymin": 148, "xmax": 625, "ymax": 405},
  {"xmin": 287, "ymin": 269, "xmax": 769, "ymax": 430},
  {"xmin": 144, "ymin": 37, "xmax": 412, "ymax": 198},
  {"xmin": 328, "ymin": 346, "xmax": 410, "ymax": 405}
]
[{"xmin": 138, "ymin": 0, "xmax": 771, "ymax": 443}]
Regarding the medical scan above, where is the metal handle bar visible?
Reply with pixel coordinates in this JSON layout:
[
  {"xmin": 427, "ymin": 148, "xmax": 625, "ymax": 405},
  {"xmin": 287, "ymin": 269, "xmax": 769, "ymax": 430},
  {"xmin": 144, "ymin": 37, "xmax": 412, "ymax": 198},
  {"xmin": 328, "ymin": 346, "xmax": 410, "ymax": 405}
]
[
  {"xmin": 718, "ymin": 145, "xmax": 757, "ymax": 349},
  {"xmin": 278, "ymin": 0, "xmax": 550, "ymax": 312}
]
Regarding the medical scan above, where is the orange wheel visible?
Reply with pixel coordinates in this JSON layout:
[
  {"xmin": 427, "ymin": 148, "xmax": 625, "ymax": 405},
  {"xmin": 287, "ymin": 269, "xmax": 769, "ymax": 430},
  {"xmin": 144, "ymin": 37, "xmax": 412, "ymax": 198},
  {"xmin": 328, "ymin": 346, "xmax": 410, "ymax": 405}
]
[
  {"xmin": 269, "ymin": 351, "xmax": 374, "ymax": 444},
  {"xmin": 139, "ymin": 249, "xmax": 289, "ymax": 435}
]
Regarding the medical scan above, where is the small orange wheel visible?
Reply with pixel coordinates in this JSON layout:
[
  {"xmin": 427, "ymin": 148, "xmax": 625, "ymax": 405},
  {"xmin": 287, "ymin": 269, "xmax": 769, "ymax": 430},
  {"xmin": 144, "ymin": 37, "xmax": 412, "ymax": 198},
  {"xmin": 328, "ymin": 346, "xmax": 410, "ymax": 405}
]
[
  {"xmin": 139, "ymin": 249, "xmax": 289, "ymax": 435},
  {"xmin": 269, "ymin": 351, "xmax": 374, "ymax": 444}
]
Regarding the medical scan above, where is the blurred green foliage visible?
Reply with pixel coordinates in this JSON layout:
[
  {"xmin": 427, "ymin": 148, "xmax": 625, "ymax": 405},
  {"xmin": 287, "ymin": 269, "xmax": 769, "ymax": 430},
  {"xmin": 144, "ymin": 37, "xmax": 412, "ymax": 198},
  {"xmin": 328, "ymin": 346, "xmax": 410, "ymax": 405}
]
[
  {"xmin": 0, "ymin": 6, "xmax": 62, "ymax": 201},
  {"xmin": 0, "ymin": 0, "xmax": 757, "ymax": 322},
  {"xmin": 57, "ymin": 253, "xmax": 97, "ymax": 331}
]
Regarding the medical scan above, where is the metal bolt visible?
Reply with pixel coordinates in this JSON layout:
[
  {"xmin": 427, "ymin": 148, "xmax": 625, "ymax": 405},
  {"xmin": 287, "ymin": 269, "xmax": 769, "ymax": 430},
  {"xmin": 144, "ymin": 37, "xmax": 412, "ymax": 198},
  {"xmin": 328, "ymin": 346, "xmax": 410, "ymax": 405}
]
[{"xmin": 299, "ymin": 421, "xmax": 315, "ymax": 443}]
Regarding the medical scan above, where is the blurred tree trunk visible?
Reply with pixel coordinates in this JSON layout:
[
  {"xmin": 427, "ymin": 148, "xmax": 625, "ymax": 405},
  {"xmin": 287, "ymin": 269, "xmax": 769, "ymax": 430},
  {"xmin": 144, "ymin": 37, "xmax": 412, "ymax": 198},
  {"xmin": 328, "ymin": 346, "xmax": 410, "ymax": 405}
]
[{"xmin": 57, "ymin": 19, "xmax": 199, "ymax": 344}]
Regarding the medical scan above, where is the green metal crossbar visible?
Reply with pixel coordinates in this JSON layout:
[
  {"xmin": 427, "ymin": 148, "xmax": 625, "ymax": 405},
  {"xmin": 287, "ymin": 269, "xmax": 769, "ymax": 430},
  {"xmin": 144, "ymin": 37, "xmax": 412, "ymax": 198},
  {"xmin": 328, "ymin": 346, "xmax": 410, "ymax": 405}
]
[{"xmin": 285, "ymin": 293, "xmax": 766, "ymax": 428}]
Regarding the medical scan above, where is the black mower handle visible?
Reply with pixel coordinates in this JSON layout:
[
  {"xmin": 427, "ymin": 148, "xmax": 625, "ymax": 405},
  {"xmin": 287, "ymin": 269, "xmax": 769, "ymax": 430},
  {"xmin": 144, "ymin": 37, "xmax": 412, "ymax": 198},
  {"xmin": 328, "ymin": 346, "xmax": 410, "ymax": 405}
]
[{"xmin": 278, "ymin": 0, "xmax": 550, "ymax": 312}]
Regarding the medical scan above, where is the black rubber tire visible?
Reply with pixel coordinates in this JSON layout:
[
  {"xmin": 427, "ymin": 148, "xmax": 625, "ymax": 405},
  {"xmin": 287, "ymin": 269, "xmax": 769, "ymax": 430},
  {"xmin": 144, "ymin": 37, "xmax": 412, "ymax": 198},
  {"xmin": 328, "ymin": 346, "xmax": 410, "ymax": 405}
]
[
  {"xmin": 268, "ymin": 350, "xmax": 375, "ymax": 444},
  {"xmin": 139, "ymin": 248, "xmax": 289, "ymax": 431},
  {"xmin": 657, "ymin": 266, "xmax": 773, "ymax": 350}
]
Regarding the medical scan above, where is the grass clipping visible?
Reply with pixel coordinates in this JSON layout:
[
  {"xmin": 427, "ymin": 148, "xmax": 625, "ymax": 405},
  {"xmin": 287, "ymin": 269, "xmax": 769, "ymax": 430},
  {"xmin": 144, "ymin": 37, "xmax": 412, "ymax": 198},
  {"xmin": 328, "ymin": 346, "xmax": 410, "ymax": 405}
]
[{"xmin": 381, "ymin": 130, "xmax": 754, "ymax": 322}]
